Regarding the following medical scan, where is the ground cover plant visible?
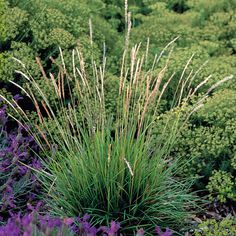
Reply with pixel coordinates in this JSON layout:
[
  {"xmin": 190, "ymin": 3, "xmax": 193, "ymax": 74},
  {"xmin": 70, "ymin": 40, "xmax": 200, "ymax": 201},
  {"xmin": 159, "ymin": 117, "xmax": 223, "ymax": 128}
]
[
  {"xmin": 170, "ymin": 89, "xmax": 236, "ymax": 203},
  {"xmin": 0, "ymin": 99, "xmax": 41, "ymax": 221},
  {"xmin": 0, "ymin": 207, "xmax": 173, "ymax": 236},
  {"xmin": 195, "ymin": 216, "xmax": 236, "ymax": 236}
]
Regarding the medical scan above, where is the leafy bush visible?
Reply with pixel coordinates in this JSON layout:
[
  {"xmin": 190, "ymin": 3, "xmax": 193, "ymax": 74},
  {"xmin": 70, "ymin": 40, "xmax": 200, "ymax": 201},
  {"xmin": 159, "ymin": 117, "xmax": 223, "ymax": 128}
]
[
  {"xmin": 171, "ymin": 89, "xmax": 236, "ymax": 201},
  {"xmin": 207, "ymin": 170, "xmax": 236, "ymax": 203},
  {"xmin": 194, "ymin": 217, "xmax": 236, "ymax": 236},
  {"xmin": 0, "ymin": 0, "xmax": 122, "ymax": 101},
  {"xmin": 131, "ymin": 0, "xmax": 236, "ymax": 107}
]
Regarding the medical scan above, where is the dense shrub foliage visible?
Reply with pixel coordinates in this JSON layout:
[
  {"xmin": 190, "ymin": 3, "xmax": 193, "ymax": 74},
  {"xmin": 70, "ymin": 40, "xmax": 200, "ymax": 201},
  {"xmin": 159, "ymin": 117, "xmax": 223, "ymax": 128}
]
[
  {"xmin": 0, "ymin": 0, "xmax": 123, "ymax": 103},
  {"xmin": 129, "ymin": 0, "xmax": 236, "ymax": 204},
  {"xmin": 195, "ymin": 217, "xmax": 236, "ymax": 236},
  {"xmin": 171, "ymin": 89, "xmax": 236, "ymax": 202}
]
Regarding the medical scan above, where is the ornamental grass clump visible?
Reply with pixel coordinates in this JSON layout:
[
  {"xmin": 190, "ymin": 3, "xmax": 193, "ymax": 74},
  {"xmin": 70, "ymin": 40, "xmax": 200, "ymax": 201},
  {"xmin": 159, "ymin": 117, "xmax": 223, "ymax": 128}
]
[{"xmin": 1, "ymin": 35, "xmax": 233, "ymax": 234}]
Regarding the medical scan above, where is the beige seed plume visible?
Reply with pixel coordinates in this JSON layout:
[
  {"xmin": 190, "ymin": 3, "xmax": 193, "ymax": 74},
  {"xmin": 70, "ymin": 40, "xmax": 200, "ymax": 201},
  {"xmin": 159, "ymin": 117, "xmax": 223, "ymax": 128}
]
[{"xmin": 124, "ymin": 158, "xmax": 134, "ymax": 176}]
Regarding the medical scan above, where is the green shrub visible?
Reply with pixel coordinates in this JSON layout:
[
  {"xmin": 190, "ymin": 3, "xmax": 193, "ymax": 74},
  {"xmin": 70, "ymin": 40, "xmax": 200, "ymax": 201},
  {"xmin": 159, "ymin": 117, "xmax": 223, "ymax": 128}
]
[
  {"xmin": 171, "ymin": 89, "xmax": 236, "ymax": 201},
  {"xmin": 207, "ymin": 170, "xmax": 236, "ymax": 203},
  {"xmin": 0, "ymin": 0, "xmax": 122, "ymax": 102},
  {"xmin": 195, "ymin": 217, "xmax": 236, "ymax": 236},
  {"xmin": 131, "ymin": 0, "xmax": 236, "ymax": 108},
  {"xmin": 232, "ymin": 154, "xmax": 236, "ymax": 170}
]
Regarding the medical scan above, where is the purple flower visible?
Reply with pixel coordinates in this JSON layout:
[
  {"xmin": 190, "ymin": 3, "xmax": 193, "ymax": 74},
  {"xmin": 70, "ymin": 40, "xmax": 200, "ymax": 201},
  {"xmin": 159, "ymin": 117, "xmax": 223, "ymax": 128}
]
[
  {"xmin": 13, "ymin": 94, "xmax": 23, "ymax": 101},
  {"xmin": 0, "ymin": 104, "xmax": 41, "ymax": 218},
  {"xmin": 47, "ymin": 218, "xmax": 63, "ymax": 228},
  {"xmin": 81, "ymin": 221, "xmax": 92, "ymax": 231},
  {"xmin": 98, "ymin": 221, "xmax": 120, "ymax": 236},
  {"xmin": 39, "ymin": 215, "xmax": 49, "ymax": 228},
  {"xmin": 31, "ymin": 159, "xmax": 42, "ymax": 169},
  {"xmin": 76, "ymin": 215, "xmax": 100, "ymax": 236},
  {"xmin": 0, "ymin": 221, "xmax": 21, "ymax": 236},
  {"xmin": 136, "ymin": 228, "xmax": 145, "ymax": 236},
  {"xmin": 0, "ymin": 211, "xmax": 173, "ymax": 236},
  {"xmin": 27, "ymin": 201, "xmax": 42, "ymax": 212},
  {"xmin": 22, "ymin": 214, "xmax": 33, "ymax": 226},
  {"xmin": 63, "ymin": 217, "xmax": 74, "ymax": 226},
  {"xmin": 109, "ymin": 221, "xmax": 120, "ymax": 235},
  {"xmin": 18, "ymin": 152, "xmax": 29, "ymax": 159},
  {"xmin": 0, "ymin": 106, "xmax": 7, "ymax": 125},
  {"xmin": 23, "ymin": 230, "xmax": 32, "ymax": 236},
  {"xmin": 82, "ymin": 213, "xmax": 90, "ymax": 222},
  {"xmin": 86, "ymin": 226, "xmax": 97, "ymax": 236},
  {"xmin": 155, "ymin": 226, "xmax": 172, "ymax": 236},
  {"xmin": 18, "ymin": 165, "xmax": 28, "ymax": 175}
]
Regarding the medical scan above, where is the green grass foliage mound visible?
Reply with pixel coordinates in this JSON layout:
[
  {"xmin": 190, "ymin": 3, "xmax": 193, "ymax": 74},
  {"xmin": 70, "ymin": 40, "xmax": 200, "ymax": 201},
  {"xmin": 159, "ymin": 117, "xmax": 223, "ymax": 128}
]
[{"xmin": 2, "ymin": 40, "xmax": 214, "ymax": 234}]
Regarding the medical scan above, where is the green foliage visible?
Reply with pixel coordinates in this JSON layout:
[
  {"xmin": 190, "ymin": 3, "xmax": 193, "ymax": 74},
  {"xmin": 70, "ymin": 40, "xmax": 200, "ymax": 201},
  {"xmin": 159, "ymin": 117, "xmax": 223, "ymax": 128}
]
[
  {"xmin": 130, "ymin": 4, "xmax": 236, "ymax": 143},
  {"xmin": 6, "ymin": 42, "xmax": 204, "ymax": 234},
  {"xmin": 188, "ymin": 0, "xmax": 236, "ymax": 14},
  {"xmin": 207, "ymin": 170, "xmax": 236, "ymax": 203},
  {"xmin": 171, "ymin": 89, "xmax": 236, "ymax": 201},
  {"xmin": 159, "ymin": 0, "xmax": 189, "ymax": 13},
  {"xmin": 0, "ymin": 0, "xmax": 122, "ymax": 103},
  {"xmin": 0, "ymin": 5, "xmax": 28, "ymax": 43},
  {"xmin": 131, "ymin": 0, "xmax": 236, "ymax": 100},
  {"xmin": 195, "ymin": 217, "xmax": 236, "ymax": 236},
  {"xmin": 0, "ymin": 42, "xmax": 39, "ymax": 82},
  {"xmin": 232, "ymin": 154, "xmax": 236, "ymax": 170}
]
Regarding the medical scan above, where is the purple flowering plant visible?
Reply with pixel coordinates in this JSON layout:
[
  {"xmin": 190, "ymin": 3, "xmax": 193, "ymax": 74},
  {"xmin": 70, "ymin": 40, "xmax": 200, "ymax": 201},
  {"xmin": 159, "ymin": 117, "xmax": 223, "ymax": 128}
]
[
  {"xmin": 0, "ymin": 207, "xmax": 172, "ymax": 236},
  {"xmin": 0, "ymin": 97, "xmax": 41, "ymax": 220}
]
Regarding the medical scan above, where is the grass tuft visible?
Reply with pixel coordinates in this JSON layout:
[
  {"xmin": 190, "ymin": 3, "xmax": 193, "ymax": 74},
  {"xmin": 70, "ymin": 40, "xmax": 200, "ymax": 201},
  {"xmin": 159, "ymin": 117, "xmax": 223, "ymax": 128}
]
[{"xmin": 2, "ymin": 38, "xmax": 232, "ymax": 234}]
